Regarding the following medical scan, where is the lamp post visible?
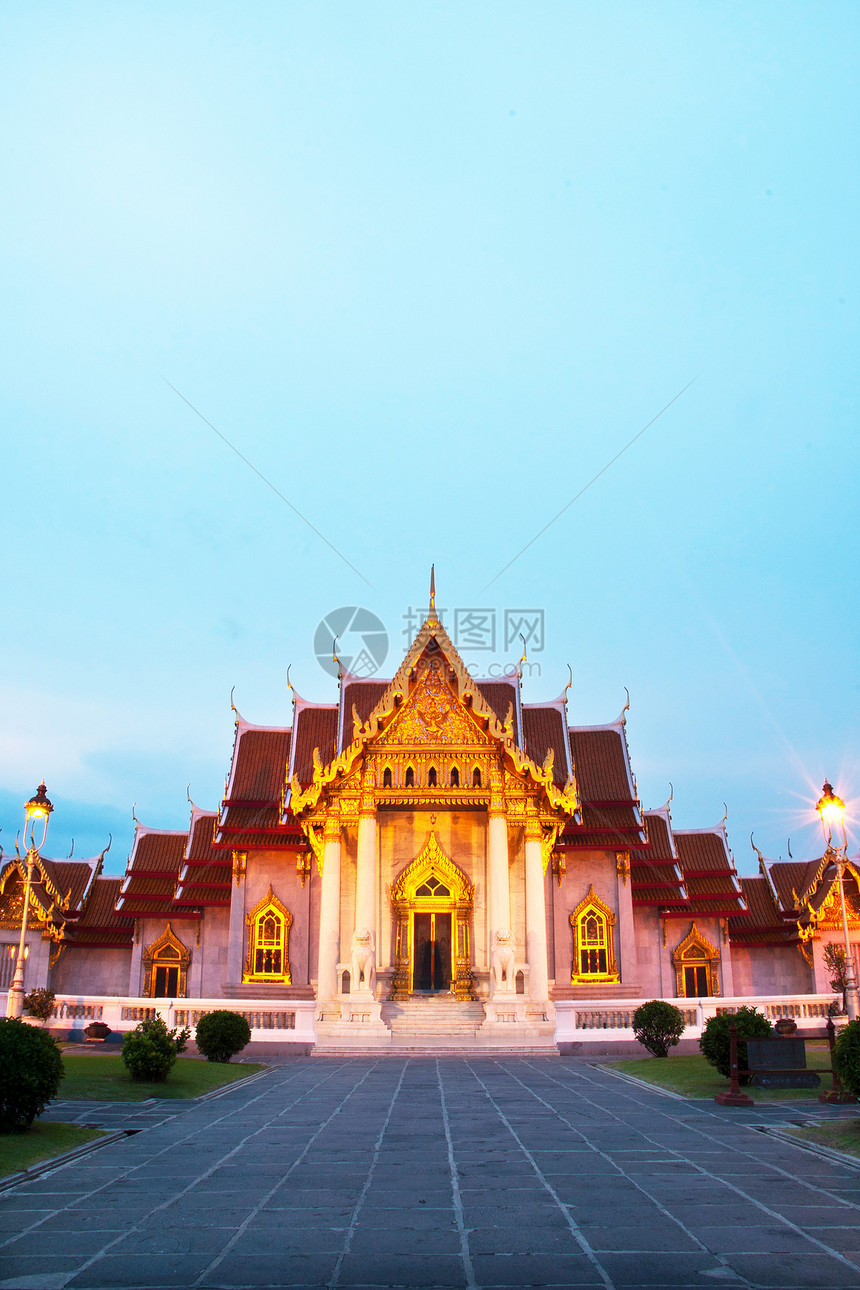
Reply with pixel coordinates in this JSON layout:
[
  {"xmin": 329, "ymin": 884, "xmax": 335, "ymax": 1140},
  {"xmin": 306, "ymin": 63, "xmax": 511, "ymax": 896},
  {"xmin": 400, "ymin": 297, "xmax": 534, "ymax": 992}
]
[
  {"xmin": 6, "ymin": 783, "xmax": 53, "ymax": 1019},
  {"xmin": 816, "ymin": 780, "xmax": 860, "ymax": 1023}
]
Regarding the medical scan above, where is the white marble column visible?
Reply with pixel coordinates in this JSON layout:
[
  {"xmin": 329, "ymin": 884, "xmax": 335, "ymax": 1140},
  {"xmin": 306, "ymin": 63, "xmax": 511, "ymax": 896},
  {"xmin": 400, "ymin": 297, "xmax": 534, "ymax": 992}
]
[
  {"xmin": 615, "ymin": 852, "xmax": 637, "ymax": 987},
  {"xmin": 524, "ymin": 814, "xmax": 549, "ymax": 1004},
  {"xmin": 355, "ymin": 769, "xmax": 377, "ymax": 938},
  {"xmin": 316, "ymin": 808, "xmax": 342, "ymax": 1006},
  {"xmin": 719, "ymin": 920, "xmax": 734, "ymax": 998},
  {"xmin": 225, "ymin": 852, "xmax": 246, "ymax": 988},
  {"xmin": 487, "ymin": 768, "xmax": 511, "ymax": 940}
]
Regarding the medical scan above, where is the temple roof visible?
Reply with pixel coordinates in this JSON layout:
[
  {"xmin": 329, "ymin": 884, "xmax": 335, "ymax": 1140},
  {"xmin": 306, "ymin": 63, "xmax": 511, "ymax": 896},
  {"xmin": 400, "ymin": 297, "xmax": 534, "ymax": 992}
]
[
  {"xmin": 673, "ymin": 827, "xmax": 747, "ymax": 917},
  {"xmin": 630, "ymin": 809, "xmax": 689, "ymax": 908},
  {"xmin": 225, "ymin": 720, "xmax": 292, "ymax": 802},
  {"xmin": 63, "ymin": 876, "xmax": 134, "ymax": 947},
  {"xmin": 116, "ymin": 828, "xmax": 187, "ymax": 918},
  {"xmin": 729, "ymin": 875, "xmax": 798, "ymax": 946},
  {"xmin": 289, "ymin": 702, "xmax": 338, "ymax": 789},
  {"xmin": 561, "ymin": 721, "xmax": 642, "ymax": 848},
  {"xmin": 522, "ymin": 704, "xmax": 571, "ymax": 788},
  {"xmin": 175, "ymin": 809, "xmax": 232, "ymax": 909}
]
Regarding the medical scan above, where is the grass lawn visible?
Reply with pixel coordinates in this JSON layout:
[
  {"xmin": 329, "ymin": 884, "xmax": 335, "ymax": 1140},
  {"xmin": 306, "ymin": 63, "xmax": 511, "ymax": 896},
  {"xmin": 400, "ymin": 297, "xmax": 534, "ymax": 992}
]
[
  {"xmin": 607, "ymin": 1045, "xmax": 834, "ymax": 1101},
  {"xmin": 787, "ymin": 1121, "xmax": 860, "ymax": 1158},
  {"xmin": 0, "ymin": 1122, "xmax": 105, "ymax": 1179},
  {"xmin": 58, "ymin": 1054, "xmax": 267, "ymax": 1101}
]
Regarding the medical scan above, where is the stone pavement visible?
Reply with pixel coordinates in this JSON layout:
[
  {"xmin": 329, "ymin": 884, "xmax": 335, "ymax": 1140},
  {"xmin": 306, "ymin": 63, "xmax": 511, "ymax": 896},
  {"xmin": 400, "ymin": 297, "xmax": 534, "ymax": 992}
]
[{"xmin": 2, "ymin": 1057, "xmax": 860, "ymax": 1289}]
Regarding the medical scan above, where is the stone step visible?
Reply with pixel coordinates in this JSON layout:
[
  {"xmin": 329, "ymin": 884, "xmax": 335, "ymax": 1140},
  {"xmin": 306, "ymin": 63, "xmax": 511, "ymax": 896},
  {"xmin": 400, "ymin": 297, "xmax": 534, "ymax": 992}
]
[{"xmin": 311, "ymin": 1045, "xmax": 559, "ymax": 1058}]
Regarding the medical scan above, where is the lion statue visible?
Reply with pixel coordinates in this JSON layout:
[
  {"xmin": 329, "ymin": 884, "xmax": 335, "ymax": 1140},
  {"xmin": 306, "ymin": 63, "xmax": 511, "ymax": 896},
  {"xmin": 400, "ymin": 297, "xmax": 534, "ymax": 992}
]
[
  {"xmin": 491, "ymin": 928, "xmax": 516, "ymax": 994},
  {"xmin": 350, "ymin": 928, "xmax": 376, "ymax": 995}
]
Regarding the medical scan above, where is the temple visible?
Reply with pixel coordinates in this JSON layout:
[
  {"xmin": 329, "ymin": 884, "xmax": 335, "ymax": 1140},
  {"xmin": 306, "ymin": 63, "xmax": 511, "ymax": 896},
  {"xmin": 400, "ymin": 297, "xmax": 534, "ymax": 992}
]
[{"xmin": 1, "ymin": 585, "xmax": 857, "ymax": 1049}]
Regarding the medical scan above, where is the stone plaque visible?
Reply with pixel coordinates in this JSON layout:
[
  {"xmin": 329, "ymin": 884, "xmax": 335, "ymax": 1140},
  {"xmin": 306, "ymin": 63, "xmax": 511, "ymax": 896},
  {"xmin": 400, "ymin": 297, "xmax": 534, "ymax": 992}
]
[{"xmin": 746, "ymin": 1037, "xmax": 821, "ymax": 1089}]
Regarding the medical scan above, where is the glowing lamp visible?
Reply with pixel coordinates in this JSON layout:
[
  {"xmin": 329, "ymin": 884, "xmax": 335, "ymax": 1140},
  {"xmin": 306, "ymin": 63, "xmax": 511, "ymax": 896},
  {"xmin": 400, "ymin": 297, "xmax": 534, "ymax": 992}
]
[
  {"xmin": 816, "ymin": 780, "xmax": 846, "ymax": 828},
  {"xmin": 24, "ymin": 782, "xmax": 54, "ymax": 822}
]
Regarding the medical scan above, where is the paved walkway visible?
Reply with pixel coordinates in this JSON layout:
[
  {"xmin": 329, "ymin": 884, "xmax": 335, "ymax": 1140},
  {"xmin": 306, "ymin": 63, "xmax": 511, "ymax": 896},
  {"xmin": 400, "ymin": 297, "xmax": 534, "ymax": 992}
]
[{"xmin": 2, "ymin": 1058, "xmax": 860, "ymax": 1289}]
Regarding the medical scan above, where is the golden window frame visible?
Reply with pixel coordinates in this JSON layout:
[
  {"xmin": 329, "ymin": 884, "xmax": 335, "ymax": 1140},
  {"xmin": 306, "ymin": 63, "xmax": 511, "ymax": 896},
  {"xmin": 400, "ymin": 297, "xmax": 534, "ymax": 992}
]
[
  {"xmin": 243, "ymin": 886, "xmax": 292, "ymax": 985},
  {"xmin": 143, "ymin": 923, "xmax": 189, "ymax": 998},
  {"xmin": 570, "ymin": 885, "xmax": 619, "ymax": 984},
  {"xmin": 672, "ymin": 922, "xmax": 720, "ymax": 997}
]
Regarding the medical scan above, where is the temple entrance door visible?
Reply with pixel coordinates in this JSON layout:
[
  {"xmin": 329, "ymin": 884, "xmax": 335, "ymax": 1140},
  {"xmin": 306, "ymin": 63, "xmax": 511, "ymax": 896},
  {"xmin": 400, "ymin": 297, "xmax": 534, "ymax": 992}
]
[{"xmin": 413, "ymin": 911, "xmax": 452, "ymax": 992}]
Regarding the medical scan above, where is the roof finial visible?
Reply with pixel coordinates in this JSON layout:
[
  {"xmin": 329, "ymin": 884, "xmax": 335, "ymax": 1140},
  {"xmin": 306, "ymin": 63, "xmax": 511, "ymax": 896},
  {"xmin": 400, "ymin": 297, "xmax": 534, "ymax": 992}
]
[
  {"xmin": 429, "ymin": 564, "xmax": 436, "ymax": 614},
  {"xmin": 563, "ymin": 664, "xmax": 572, "ymax": 703},
  {"xmin": 286, "ymin": 664, "xmax": 293, "ymax": 696},
  {"xmin": 750, "ymin": 831, "xmax": 765, "ymax": 864},
  {"xmin": 517, "ymin": 633, "xmax": 527, "ymax": 679},
  {"xmin": 721, "ymin": 802, "xmax": 728, "ymax": 827},
  {"xmin": 622, "ymin": 686, "xmax": 630, "ymax": 724},
  {"xmin": 230, "ymin": 686, "xmax": 239, "ymax": 719},
  {"xmin": 186, "ymin": 783, "xmax": 193, "ymax": 806},
  {"xmin": 332, "ymin": 635, "xmax": 341, "ymax": 677},
  {"xmin": 132, "ymin": 802, "xmax": 140, "ymax": 826},
  {"xmin": 787, "ymin": 837, "xmax": 793, "ymax": 859},
  {"xmin": 67, "ymin": 838, "xmax": 75, "ymax": 858}
]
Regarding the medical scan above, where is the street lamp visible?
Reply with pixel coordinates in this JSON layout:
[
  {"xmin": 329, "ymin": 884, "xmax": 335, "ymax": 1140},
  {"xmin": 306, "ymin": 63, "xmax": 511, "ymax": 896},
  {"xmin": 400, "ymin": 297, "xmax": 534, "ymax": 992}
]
[
  {"xmin": 816, "ymin": 779, "xmax": 860, "ymax": 1022},
  {"xmin": 6, "ymin": 783, "xmax": 53, "ymax": 1019}
]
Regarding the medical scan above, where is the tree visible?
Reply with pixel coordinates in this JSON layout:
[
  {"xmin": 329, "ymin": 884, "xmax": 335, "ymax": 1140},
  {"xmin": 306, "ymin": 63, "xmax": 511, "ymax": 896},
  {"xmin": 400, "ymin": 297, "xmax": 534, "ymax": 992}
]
[
  {"xmin": 23, "ymin": 988, "xmax": 56, "ymax": 1024},
  {"xmin": 195, "ymin": 1011, "xmax": 251, "ymax": 1063},
  {"xmin": 699, "ymin": 1006, "xmax": 772, "ymax": 1083},
  {"xmin": 121, "ymin": 1017, "xmax": 189, "ymax": 1083},
  {"xmin": 824, "ymin": 943, "xmax": 849, "ymax": 1014},
  {"xmin": 0, "ymin": 1018, "xmax": 64, "ymax": 1132},
  {"xmin": 833, "ymin": 1019, "xmax": 860, "ymax": 1097},
  {"xmin": 632, "ymin": 1000, "xmax": 685, "ymax": 1058}
]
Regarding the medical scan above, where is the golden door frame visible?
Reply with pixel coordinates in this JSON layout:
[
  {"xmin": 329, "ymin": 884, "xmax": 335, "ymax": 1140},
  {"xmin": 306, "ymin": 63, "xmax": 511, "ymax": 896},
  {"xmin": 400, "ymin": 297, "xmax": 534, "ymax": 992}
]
[{"xmin": 390, "ymin": 833, "xmax": 475, "ymax": 1001}]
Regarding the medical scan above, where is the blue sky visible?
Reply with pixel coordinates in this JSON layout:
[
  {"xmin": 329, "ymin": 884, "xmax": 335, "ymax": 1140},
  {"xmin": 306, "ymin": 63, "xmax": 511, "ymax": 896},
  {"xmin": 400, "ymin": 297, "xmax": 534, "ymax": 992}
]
[{"xmin": 1, "ymin": 2, "xmax": 857, "ymax": 874}]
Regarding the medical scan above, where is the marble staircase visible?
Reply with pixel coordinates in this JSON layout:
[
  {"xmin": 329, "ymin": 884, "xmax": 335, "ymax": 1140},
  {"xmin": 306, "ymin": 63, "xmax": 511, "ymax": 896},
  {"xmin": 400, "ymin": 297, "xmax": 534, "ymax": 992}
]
[{"xmin": 311, "ymin": 992, "xmax": 559, "ymax": 1055}]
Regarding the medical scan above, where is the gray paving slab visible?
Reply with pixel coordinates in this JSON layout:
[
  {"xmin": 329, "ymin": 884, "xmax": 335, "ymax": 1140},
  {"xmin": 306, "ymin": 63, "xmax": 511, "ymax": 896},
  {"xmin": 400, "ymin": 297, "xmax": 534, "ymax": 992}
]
[{"xmin": 3, "ymin": 1057, "xmax": 860, "ymax": 1288}]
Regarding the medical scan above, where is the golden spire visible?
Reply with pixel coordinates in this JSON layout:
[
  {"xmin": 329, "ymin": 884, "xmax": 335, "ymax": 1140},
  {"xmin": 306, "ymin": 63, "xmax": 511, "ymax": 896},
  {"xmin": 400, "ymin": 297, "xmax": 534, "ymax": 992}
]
[{"xmin": 429, "ymin": 564, "xmax": 436, "ymax": 613}]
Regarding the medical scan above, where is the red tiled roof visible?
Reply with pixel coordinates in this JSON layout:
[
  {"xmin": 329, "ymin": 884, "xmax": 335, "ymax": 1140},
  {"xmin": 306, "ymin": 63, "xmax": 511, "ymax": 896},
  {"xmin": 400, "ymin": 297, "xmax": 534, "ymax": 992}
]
[
  {"xmin": 118, "ymin": 831, "xmax": 186, "ymax": 916},
  {"xmin": 675, "ymin": 831, "xmax": 735, "ymax": 873},
  {"xmin": 767, "ymin": 860, "xmax": 823, "ymax": 914},
  {"xmin": 186, "ymin": 812, "xmax": 219, "ymax": 861},
  {"xmin": 64, "ymin": 877, "xmax": 134, "ymax": 947},
  {"xmin": 476, "ymin": 680, "xmax": 520, "ymax": 742},
  {"xmin": 569, "ymin": 727, "xmax": 634, "ymax": 802},
  {"xmin": 39, "ymin": 859, "xmax": 96, "ymax": 910},
  {"xmin": 291, "ymin": 705, "xmax": 338, "ymax": 787},
  {"xmin": 216, "ymin": 804, "xmax": 302, "ymax": 850},
  {"xmin": 630, "ymin": 812, "xmax": 688, "ymax": 908},
  {"xmin": 729, "ymin": 876, "xmax": 797, "ymax": 945},
  {"xmin": 522, "ymin": 705, "xmax": 569, "ymax": 788},
  {"xmin": 229, "ymin": 728, "xmax": 291, "ymax": 802},
  {"xmin": 673, "ymin": 830, "xmax": 747, "ymax": 916},
  {"xmin": 341, "ymin": 680, "xmax": 388, "ymax": 746},
  {"xmin": 176, "ymin": 812, "xmax": 232, "ymax": 908}
]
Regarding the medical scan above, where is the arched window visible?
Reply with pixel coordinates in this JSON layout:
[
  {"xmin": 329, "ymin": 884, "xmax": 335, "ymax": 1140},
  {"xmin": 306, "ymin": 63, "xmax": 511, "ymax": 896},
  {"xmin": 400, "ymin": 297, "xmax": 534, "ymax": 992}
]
[
  {"xmin": 472, "ymin": 767, "xmax": 482, "ymax": 787},
  {"xmin": 244, "ymin": 888, "xmax": 292, "ymax": 984},
  {"xmin": 672, "ymin": 923, "xmax": 720, "ymax": 998},
  {"xmin": 143, "ymin": 924, "xmax": 190, "ymax": 999},
  {"xmin": 382, "ymin": 766, "xmax": 392, "ymax": 788},
  {"xmin": 570, "ymin": 887, "xmax": 619, "ymax": 983},
  {"xmin": 428, "ymin": 766, "xmax": 437, "ymax": 787},
  {"xmin": 450, "ymin": 767, "xmax": 460, "ymax": 788},
  {"xmin": 405, "ymin": 766, "xmax": 415, "ymax": 788}
]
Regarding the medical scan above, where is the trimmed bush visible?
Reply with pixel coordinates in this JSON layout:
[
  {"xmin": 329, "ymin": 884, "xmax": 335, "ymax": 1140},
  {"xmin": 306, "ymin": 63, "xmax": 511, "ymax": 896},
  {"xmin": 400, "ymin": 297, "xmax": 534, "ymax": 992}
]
[
  {"xmin": 23, "ymin": 988, "xmax": 56, "ymax": 1022},
  {"xmin": 121, "ymin": 1017, "xmax": 186, "ymax": 1083},
  {"xmin": 0, "ymin": 1017, "xmax": 64, "ymax": 1132},
  {"xmin": 833, "ymin": 1018, "xmax": 860, "ymax": 1097},
  {"xmin": 632, "ymin": 1000, "xmax": 685, "ymax": 1058},
  {"xmin": 699, "ymin": 1006, "xmax": 772, "ymax": 1083},
  {"xmin": 195, "ymin": 1011, "xmax": 251, "ymax": 1063}
]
